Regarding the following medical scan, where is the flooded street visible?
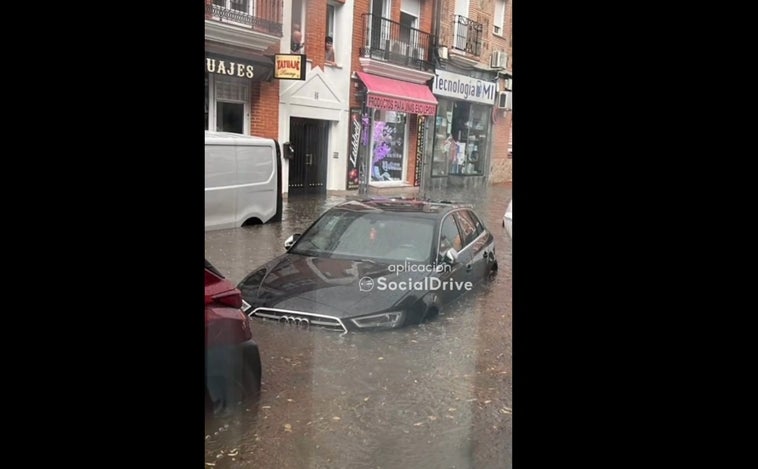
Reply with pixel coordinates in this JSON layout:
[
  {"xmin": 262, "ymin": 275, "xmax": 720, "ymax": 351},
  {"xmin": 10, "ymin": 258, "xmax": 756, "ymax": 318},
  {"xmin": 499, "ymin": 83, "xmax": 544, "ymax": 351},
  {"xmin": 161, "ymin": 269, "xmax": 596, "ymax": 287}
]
[{"xmin": 204, "ymin": 183, "xmax": 512, "ymax": 468}]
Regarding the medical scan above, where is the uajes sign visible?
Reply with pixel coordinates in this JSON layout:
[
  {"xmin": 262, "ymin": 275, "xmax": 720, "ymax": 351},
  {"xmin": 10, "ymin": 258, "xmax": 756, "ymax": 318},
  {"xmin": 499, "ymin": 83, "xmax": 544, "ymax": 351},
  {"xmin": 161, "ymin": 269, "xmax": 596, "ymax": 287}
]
[
  {"xmin": 206, "ymin": 58, "xmax": 255, "ymax": 78},
  {"xmin": 205, "ymin": 53, "xmax": 273, "ymax": 82}
]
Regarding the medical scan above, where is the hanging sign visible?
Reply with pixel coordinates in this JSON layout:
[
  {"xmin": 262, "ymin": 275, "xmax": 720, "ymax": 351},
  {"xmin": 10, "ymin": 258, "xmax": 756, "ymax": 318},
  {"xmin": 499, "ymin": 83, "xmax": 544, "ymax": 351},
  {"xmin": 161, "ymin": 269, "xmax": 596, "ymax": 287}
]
[{"xmin": 274, "ymin": 54, "xmax": 306, "ymax": 80}]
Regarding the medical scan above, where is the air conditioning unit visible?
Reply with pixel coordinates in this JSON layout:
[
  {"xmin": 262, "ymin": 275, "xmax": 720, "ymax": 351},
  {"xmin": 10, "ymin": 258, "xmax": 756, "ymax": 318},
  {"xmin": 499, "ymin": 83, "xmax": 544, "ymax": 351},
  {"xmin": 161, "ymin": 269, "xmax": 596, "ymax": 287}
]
[
  {"xmin": 491, "ymin": 50, "xmax": 508, "ymax": 69},
  {"xmin": 503, "ymin": 77, "xmax": 513, "ymax": 91},
  {"xmin": 497, "ymin": 91, "xmax": 512, "ymax": 110}
]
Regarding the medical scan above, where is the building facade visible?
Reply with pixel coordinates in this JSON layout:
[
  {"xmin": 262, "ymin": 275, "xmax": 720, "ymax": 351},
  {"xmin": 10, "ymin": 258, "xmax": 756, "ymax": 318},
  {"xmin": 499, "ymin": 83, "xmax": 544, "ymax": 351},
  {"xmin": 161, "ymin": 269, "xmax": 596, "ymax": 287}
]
[
  {"xmin": 205, "ymin": 0, "xmax": 355, "ymax": 196},
  {"xmin": 427, "ymin": 0, "xmax": 512, "ymax": 191},
  {"xmin": 279, "ymin": 0, "xmax": 355, "ymax": 195},
  {"xmin": 204, "ymin": 0, "xmax": 283, "ymax": 139},
  {"xmin": 350, "ymin": 0, "xmax": 438, "ymax": 193},
  {"xmin": 205, "ymin": 0, "xmax": 512, "ymax": 196}
]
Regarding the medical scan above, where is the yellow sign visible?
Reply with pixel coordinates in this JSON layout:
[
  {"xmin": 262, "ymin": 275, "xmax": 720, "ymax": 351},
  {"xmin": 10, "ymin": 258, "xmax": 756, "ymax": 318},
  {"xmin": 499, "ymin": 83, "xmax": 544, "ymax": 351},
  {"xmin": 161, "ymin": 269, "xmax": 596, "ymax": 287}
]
[{"xmin": 274, "ymin": 54, "xmax": 306, "ymax": 80}]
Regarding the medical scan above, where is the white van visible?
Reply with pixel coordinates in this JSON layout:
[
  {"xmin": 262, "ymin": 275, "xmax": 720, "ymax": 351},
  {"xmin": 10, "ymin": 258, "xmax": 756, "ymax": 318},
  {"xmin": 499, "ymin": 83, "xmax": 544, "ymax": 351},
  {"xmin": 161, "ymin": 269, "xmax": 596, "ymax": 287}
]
[{"xmin": 205, "ymin": 131, "xmax": 282, "ymax": 231}]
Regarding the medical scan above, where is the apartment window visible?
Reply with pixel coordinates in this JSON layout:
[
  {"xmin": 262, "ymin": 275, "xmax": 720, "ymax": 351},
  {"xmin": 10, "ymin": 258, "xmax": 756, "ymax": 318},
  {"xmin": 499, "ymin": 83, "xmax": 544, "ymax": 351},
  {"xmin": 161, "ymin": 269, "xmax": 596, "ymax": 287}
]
[
  {"xmin": 493, "ymin": 0, "xmax": 506, "ymax": 35},
  {"xmin": 326, "ymin": 2, "xmax": 341, "ymax": 64},
  {"xmin": 230, "ymin": 0, "xmax": 248, "ymax": 12},
  {"xmin": 213, "ymin": 0, "xmax": 251, "ymax": 13},
  {"xmin": 327, "ymin": 3, "xmax": 336, "ymax": 39},
  {"xmin": 400, "ymin": 0, "xmax": 420, "ymax": 45},
  {"xmin": 291, "ymin": 0, "xmax": 306, "ymax": 53},
  {"xmin": 211, "ymin": 0, "xmax": 254, "ymax": 24}
]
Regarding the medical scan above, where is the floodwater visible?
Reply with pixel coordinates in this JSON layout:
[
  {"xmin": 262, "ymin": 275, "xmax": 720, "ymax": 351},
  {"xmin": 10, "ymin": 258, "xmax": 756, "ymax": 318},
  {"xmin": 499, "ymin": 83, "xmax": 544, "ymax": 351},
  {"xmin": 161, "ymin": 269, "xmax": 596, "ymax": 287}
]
[{"xmin": 204, "ymin": 183, "xmax": 512, "ymax": 468}]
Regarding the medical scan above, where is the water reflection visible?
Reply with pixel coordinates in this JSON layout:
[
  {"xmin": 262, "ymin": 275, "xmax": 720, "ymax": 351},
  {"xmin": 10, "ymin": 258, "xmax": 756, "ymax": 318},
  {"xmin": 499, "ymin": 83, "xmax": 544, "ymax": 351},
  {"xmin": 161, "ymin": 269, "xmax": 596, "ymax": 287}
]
[{"xmin": 205, "ymin": 184, "xmax": 511, "ymax": 468}]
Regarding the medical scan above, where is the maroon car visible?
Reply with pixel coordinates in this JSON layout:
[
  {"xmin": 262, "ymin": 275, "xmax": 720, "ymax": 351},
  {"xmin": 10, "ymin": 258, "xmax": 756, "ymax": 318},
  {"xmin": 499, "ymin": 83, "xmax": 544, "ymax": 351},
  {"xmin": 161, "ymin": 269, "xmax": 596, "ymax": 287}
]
[{"xmin": 205, "ymin": 259, "xmax": 261, "ymax": 413}]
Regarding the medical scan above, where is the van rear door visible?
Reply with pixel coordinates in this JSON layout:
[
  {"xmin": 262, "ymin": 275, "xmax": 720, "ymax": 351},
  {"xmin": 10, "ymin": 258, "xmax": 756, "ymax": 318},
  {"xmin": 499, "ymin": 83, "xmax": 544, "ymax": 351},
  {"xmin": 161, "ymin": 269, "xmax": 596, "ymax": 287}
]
[
  {"xmin": 234, "ymin": 141, "xmax": 276, "ymax": 225},
  {"xmin": 205, "ymin": 143, "xmax": 237, "ymax": 230}
]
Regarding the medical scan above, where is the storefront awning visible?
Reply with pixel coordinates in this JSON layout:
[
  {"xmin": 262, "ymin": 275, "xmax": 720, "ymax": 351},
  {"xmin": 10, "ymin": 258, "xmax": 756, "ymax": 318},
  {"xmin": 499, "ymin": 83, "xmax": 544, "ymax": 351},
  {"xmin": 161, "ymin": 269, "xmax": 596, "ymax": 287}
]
[{"xmin": 357, "ymin": 72, "xmax": 437, "ymax": 116}]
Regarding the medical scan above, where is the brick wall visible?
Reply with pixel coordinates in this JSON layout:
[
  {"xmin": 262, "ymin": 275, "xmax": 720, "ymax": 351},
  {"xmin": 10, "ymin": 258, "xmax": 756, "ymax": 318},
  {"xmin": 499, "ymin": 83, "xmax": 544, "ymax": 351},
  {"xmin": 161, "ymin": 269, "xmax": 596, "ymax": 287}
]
[
  {"xmin": 351, "ymin": 0, "xmax": 371, "ymax": 111},
  {"xmin": 305, "ymin": 0, "xmax": 328, "ymax": 66},
  {"xmin": 250, "ymin": 80, "xmax": 280, "ymax": 139},
  {"xmin": 420, "ymin": 0, "xmax": 434, "ymax": 34},
  {"xmin": 489, "ymin": 109, "xmax": 512, "ymax": 182},
  {"xmin": 490, "ymin": 0, "xmax": 512, "ymax": 182}
]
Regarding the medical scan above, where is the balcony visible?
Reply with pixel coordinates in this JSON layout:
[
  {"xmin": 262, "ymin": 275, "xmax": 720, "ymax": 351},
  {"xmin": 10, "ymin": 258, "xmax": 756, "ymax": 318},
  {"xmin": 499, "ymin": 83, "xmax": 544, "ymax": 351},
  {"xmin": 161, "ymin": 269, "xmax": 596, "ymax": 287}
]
[
  {"xmin": 358, "ymin": 13, "xmax": 436, "ymax": 83},
  {"xmin": 205, "ymin": 0, "xmax": 283, "ymax": 52},
  {"xmin": 450, "ymin": 14, "xmax": 483, "ymax": 58}
]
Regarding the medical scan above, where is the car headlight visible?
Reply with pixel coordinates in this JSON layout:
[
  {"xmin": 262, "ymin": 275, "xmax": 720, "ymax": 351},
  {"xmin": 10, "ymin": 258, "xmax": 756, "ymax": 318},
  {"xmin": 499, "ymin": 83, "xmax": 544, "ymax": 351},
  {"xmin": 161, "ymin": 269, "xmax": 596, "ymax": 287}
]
[{"xmin": 351, "ymin": 311, "xmax": 404, "ymax": 329}]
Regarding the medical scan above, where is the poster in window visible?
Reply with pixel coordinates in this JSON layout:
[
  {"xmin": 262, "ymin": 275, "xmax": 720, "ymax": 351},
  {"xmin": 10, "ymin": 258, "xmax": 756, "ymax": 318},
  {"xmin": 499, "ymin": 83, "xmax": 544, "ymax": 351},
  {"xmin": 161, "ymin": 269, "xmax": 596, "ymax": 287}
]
[{"xmin": 371, "ymin": 121, "xmax": 403, "ymax": 182}]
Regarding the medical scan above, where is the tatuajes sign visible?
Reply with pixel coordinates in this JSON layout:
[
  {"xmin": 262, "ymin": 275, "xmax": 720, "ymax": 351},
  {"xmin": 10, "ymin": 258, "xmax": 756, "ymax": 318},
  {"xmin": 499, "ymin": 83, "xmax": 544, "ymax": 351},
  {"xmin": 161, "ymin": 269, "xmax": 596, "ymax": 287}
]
[{"xmin": 274, "ymin": 54, "xmax": 306, "ymax": 80}]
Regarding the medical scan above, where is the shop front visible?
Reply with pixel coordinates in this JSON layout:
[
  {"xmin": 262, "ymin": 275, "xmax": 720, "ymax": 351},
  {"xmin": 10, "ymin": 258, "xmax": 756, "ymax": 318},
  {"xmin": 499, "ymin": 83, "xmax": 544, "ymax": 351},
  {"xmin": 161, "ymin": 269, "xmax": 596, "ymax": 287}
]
[
  {"xmin": 204, "ymin": 50, "xmax": 274, "ymax": 134},
  {"xmin": 428, "ymin": 69, "xmax": 498, "ymax": 190},
  {"xmin": 354, "ymin": 72, "xmax": 437, "ymax": 192}
]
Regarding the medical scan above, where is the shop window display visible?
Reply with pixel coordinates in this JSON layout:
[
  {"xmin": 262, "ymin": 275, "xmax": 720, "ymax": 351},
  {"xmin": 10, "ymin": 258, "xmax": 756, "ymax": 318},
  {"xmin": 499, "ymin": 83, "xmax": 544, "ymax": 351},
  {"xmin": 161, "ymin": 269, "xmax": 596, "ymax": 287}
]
[
  {"xmin": 432, "ymin": 101, "xmax": 490, "ymax": 177},
  {"xmin": 370, "ymin": 110, "xmax": 407, "ymax": 182}
]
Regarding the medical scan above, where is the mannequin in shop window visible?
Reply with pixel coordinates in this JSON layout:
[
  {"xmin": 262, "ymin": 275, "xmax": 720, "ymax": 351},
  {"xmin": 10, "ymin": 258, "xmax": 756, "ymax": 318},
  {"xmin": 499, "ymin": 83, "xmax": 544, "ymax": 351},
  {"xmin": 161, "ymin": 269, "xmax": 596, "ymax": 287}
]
[{"xmin": 445, "ymin": 134, "xmax": 461, "ymax": 174}]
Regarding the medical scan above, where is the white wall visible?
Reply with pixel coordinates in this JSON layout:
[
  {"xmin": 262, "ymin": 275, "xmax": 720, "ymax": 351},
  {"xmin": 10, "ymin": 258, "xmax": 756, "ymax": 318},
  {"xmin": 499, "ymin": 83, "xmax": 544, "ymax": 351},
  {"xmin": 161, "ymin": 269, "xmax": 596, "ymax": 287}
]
[{"xmin": 278, "ymin": 1, "xmax": 355, "ymax": 193}]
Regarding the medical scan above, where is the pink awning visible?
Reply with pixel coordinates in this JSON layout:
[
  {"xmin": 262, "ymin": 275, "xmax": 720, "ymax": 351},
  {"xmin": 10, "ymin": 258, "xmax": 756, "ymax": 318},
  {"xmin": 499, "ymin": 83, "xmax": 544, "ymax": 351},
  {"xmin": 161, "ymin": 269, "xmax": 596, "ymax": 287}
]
[{"xmin": 357, "ymin": 72, "xmax": 438, "ymax": 116}]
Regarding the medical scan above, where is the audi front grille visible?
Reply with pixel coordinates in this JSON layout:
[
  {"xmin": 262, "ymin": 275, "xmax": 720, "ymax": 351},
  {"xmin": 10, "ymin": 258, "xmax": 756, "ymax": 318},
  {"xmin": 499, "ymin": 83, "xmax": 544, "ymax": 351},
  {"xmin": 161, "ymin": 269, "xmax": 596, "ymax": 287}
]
[{"xmin": 250, "ymin": 308, "xmax": 347, "ymax": 333}]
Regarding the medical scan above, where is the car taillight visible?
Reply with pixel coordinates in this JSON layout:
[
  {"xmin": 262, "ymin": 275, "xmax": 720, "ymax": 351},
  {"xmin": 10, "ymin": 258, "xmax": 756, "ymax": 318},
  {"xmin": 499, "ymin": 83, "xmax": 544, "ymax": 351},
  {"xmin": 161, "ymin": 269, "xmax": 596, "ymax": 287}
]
[{"xmin": 212, "ymin": 290, "xmax": 243, "ymax": 309}]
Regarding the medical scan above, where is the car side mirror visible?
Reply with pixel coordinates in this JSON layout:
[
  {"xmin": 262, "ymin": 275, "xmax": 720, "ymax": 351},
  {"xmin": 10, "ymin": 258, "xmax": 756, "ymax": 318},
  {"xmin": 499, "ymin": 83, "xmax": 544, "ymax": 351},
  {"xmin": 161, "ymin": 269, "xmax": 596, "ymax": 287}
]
[
  {"xmin": 284, "ymin": 233, "xmax": 301, "ymax": 250},
  {"xmin": 445, "ymin": 248, "xmax": 459, "ymax": 264}
]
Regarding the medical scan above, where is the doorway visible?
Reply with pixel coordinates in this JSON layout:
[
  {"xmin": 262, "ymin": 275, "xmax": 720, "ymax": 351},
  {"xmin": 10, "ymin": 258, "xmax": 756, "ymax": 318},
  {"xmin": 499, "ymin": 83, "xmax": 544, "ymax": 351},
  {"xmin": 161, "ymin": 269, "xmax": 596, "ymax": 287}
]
[{"xmin": 288, "ymin": 118, "xmax": 329, "ymax": 195}]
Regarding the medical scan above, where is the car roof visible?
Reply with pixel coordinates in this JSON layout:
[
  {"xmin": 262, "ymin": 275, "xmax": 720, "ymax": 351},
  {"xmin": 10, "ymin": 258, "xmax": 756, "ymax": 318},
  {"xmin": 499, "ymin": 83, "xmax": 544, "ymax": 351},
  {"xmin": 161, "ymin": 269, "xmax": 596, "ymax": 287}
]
[{"xmin": 330, "ymin": 197, "xmax": 474, "ymax": 218}]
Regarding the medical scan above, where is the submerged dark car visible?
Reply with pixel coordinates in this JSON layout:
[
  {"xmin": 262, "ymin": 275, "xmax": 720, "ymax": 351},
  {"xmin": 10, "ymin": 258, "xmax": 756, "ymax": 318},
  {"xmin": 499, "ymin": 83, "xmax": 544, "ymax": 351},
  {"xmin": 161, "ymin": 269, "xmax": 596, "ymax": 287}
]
[{"xmin": 238, "ymin": 198, "xmax": 497, "ymax": 332}]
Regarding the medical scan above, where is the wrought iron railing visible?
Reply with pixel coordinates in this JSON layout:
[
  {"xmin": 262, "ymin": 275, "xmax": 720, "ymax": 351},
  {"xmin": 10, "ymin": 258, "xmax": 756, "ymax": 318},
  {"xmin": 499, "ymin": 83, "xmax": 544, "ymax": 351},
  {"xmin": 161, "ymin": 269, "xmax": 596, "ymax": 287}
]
[
  {"xmin": 452, "ymin": 15, "xmax": 482, "ymax": 57},
  {"xmin": 360, "ymin": 13, "xmax": 435, "ymax": 71},
  {"xmin": 206, "ymin": 0, "xmax": 283, "ymax": 37}
]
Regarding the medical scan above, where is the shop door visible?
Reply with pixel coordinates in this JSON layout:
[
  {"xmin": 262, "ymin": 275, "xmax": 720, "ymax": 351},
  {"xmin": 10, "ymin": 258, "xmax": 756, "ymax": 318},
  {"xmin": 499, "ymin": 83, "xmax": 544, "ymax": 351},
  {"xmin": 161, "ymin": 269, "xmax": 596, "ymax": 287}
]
[{"xmin": 288, "ymin": 118, "xmax": 328, "ymax": 195}]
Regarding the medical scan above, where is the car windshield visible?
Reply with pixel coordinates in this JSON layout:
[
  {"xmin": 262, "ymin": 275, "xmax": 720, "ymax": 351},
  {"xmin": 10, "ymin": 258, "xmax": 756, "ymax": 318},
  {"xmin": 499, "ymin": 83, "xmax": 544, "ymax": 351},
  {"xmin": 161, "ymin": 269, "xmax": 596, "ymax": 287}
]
[{"xmin": 290, "ymin": 209, "xmax": 436, "ymax": 263}]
